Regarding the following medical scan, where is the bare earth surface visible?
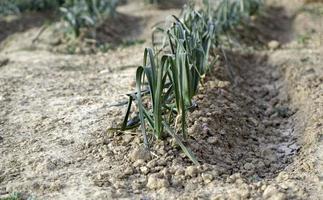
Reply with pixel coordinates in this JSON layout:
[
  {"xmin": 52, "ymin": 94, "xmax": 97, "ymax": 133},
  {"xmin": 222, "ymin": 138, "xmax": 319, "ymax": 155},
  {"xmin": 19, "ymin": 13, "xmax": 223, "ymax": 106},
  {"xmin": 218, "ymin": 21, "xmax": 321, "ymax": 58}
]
[{"xmin": 0, "ymin": 0, "xmax": 322, "ymax": 200}]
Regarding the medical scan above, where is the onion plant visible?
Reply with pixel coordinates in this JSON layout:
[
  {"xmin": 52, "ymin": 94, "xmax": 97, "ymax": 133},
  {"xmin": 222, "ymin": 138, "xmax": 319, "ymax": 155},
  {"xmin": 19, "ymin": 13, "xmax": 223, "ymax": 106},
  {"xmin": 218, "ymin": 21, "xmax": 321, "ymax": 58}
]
[
  {"xmin": 60, "ymin": 0, "xmax": 118, "ymax": 38},
  {"xmin": 0, "ymin": 0, "xmax": 64, "ymax": 16},
  {"xmin": 118, "ymin": 0, "xmax": 263, "ymax": 164}
]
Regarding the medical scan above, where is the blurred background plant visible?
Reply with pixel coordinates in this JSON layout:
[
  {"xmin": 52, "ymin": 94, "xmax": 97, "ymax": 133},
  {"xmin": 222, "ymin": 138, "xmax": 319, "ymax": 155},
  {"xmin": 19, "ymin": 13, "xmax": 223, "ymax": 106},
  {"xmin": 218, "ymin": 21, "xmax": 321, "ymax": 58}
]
[
  {"xmin": 0, "ymin": 0, "xmax": 65, "ymax": 16},
  {"xmin": 60, "ymin": 0, "xmax": 118, "ymax": 39}
]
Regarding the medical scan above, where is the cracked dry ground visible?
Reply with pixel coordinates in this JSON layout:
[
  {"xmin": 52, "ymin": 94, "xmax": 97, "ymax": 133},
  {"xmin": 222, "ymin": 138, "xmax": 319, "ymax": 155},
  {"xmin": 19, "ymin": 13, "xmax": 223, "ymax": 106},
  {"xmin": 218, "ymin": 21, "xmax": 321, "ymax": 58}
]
[{"xmin": 0, "ymin": 1, "xmax": 322, "ymax": 200}]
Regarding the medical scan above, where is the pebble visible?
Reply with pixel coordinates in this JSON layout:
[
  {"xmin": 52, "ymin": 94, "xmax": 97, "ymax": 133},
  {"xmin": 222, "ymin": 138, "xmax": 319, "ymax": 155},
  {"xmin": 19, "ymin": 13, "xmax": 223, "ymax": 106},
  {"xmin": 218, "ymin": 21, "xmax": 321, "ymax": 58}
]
[
  {"xmin": 129, "ymin": 147, "xmax": 151, "ymax": 162},
  {"xmin": 263, "ymin": 185, "xmax": 285, "ymax": 199},
  {"xmin": 276, "ymin": 172, "xmax": 289, "ymax": 182},
  {"xmin": 201, "ymin": 173, "xmax": 214, "ymax": 183},
  {"xmin": 244, "ymin": 162, "xmax": 255, "ymax": 171},
  {"xmin": 160, "ymin": 168, "xmax": 170, "ymax": 179},
  {"xmin": 217, "ymin": 80, "xmax": 230, "ymax": 88},
  {"xmin": 212, "ymin": 194, "xmax": 226, "ymax": 200},
  {"xmin": 132, "ymin": 159, "xmax": 145, "ymax": 167},
  {"xmin": 268, "ymin": 40, "xmax": 280, "ymax": 50},
  {"xmin": 185, "ymin": 166, "xmax": 198, "ymax": 177},
  {"xmin": 261, "ymin": 148, "xmax": 277, "ymax": 163},
  {"xmin": 175, "ymin": 168, "xmax": 185, "ymax": 176},
  {"xmin": 208, "ymin": 80, "xmax": 230, "ymax": 88},
  {"xmin": 227, "ymin": 192, "xmax": 241, "ymax": 200},
  {"xmin": 140, "ymin": 166, "xmax": 149, "ymax": 175},
  {"xmin": 280, "ymin": 181, "xmax": 297, "ymax": 191},
  {"xmin": 263, "ymin": 185, "xmax": 277, "ymax": 197},
  {"xmin": 157, "ymin": 158, "xmax": 167, "ymax": 166},
  {"xmin": 146, "ymin": 174, "xmax": 169, "ymax": 189},
  {"xmin": 124, "ymin": 167, "xmax": 133, "ymax": 176},
  {"xmin": 96, "ymin": 171, "xmax": 109, "ymax": 180},
  {"xmin": 256, "ymin": 160, "xmax": 266, "ymax": 169},
  {"xmin": 207, "ymin": 136, "xmax": 218, "ymax": 144},
  {"xmin": 147, "ymin": 160, "xmax": 157, "ymax": 168},
  {"xmin": 122, "ymin": 135, "xmax": 133, "ymax": 144},
  {"xmin": 268, "ymin": 193, "xmax": 286, "ymax": 200},
  {"xmin": 239, "ymin": 187, "xmax": 250, "ymax": 199}
]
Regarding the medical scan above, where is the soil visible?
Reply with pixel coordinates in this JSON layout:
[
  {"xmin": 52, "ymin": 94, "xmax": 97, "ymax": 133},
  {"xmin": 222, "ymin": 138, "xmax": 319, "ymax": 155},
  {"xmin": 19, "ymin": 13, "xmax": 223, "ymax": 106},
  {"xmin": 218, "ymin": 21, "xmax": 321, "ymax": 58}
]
[{"xmin": 0, "ymin": 0, "xmax": 322, "ymax": 200}]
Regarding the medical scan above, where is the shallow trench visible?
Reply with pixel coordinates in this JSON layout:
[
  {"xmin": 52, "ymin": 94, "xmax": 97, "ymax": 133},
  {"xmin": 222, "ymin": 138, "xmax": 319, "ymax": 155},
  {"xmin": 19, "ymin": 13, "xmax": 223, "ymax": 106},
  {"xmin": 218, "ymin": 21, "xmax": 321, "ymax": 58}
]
[{"xmin": 187, "ymin": 51, "xmax": 299, "ymax": 180}]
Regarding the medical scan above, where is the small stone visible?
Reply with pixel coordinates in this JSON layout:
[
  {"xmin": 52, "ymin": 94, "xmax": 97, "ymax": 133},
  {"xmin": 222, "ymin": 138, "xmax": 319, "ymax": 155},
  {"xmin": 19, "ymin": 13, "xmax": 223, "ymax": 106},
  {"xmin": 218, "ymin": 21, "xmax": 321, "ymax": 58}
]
[
  {"xmin": 201, "ymin": 117, "xmax": 209, "ymax": 123},
  {"xmin": 235, "ymin": 178, "xmax": 244, "ymax": 185},
  {"xmin": 114, "ymin": 181, "xmax": 126, "ymax": 189},
  {"xmin": 107, "ymin": 131, "xmax": 114, "ymax": 138},
  {"xmin": 171, "ymin": 176, "xmax": 184, "ymax": 187},
  {"xmin": 261, "ymin": 148, "xmax": 277, "ymax": 163},
  {"xmin": 217, "ymin": 80, "xmax": 230, "ymax": 88},
  {"xmin": 157, "ymin": 158, "xmax": 167, "ymax": 166},
  {"xmin": 256, "ymin": 160, "xmax": 266, "ymax": 169},
  {"xmin": 276, "ymin": 172, "xmax": 289, "ymax": 182},
  {"xmin": 239, "ymin": 187, "xmax": 250, "ymax": 199},
  {"xmin": 261, "ymin": 184, "xmax": 267, "ymax": 191},
  {"xmin": 146, "ymin": 174, "xmax": 169, "ymax": 189},
  {"xmin": 208, "ymin": 80, "xmax": 230, "ymax": 88},
  {"xmin": 185, "ymin": 166, "xmax": 198, "ymax": 177},
  {"xmin": 168, "ymin": 167, "xmax": 176, "ymax": 174},
  {"xmin": 263, "ymin": 185, "xmax": 284, "ymax": 199},
  {"xmin": 280, "ymin": 181, "xmax": 297, "ymax": 191},
  {"xmin": 122, "ymin": 135, "xmax": 133, "ymax": 144},
  {"xmin": 268, "ymin": 40, "xmax": 280, "ymax": 50},
  {"xmin": 175, "ymin": 168, "xmax": 185, "ymax": 176},
  {"xmin": 147, "ymin": 160, "xmax": 157, "ymax": 168},
  {"xmin": 207, "ymin": 136, "xmax": 218, "ymax": 144},
  {"xmin": 129, "ymin": 147, "xmax": 151, "ymax": 162},
  {"xmin": 124, "ymin": 167, "xmax": 133, "ymax": 176},
  {"xmin": 160, "ymin": 168, "xmax": 170, "ymax": 179},
  {"xmin": 49, "ymin": 181, "xmax": 64, "ymax": 191},
  {"xmin": 248, "ymin": 117, "xmax": 259, "ymax": 126},
  {"xmin": 201, "ymin": 173, "xmax": 214, "ymax": 183},
  {"xmin": 140, "ymin": 166, "xmax": 149, "ymax": 175},
  {"xmin": 227, "ymin": 192, "xmax": 241, "ymax": 200},
  {"xmin": 244, "ymin": 162, "xmax": 255, "ymax": 171},
  {"xmin": 132, "ymin": 159, "xmax": 145, "ymax": 167},
  {"xmin": 212, "ymin": 194, "xmax": 225, "ymax": 200},
  {"xmin": 268, "ymin": 193, "xmax": 286, "ymax": 200}
]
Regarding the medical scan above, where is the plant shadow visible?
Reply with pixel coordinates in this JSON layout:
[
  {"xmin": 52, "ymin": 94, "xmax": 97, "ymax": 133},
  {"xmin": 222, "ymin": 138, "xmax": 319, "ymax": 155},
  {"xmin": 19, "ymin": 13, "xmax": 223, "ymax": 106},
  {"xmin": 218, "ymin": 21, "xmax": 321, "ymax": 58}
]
[
  {"xmin": 229, "ymin": 5, "xmax": 294, "ymax": 48},
  {"xmin": 0, "ymin": 11, "xmax": 56, "ymax": 44},
  {"xmin": 96, "ymin": 13, "xmax": 143, "ymax": 46}
]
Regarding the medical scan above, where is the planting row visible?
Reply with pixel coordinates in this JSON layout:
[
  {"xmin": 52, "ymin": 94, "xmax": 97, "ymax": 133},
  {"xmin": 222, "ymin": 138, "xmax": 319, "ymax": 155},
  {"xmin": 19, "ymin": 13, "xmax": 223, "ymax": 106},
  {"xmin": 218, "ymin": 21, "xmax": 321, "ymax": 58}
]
[{"xmin": 118, "ymin": 0, "xmax": 263, "ymax": 164}]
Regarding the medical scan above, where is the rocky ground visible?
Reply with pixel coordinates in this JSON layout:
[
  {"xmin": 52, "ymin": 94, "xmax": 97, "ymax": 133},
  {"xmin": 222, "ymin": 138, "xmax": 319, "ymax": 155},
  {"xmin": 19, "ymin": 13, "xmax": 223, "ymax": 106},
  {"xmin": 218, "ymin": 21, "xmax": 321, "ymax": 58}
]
[{"xmin": 0, "ymin": 0, "xmax": 322, "ymax": 199}]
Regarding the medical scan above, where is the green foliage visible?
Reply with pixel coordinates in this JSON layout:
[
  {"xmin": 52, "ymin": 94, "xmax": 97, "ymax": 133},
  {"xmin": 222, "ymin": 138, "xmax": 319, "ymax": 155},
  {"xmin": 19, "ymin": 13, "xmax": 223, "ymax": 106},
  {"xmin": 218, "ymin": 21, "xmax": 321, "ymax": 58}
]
[
  {"xmin": 60, "ymin": 0, "xmax": 118, "ymax": 38},
  {"xmin": 0, "ymin": 1, "xmax": 20, "ymax": 16},
  {"xmin": 16, "ymin": 0, "xmax": 64, "ymax": 11},
  {"xmin": 120, "ymin": 0, "xmax": 263, "ymax": 164},
  {"xmin": 0, "ymin": 0, "xmax": 64, "ymax": 16},
  {"xmin": 0, "ymin": 192, "xmax": 22, "ymax": 200},
  {"xmin": 205, "ymin": 0, "xmax": 262, "ymax": 32}
]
